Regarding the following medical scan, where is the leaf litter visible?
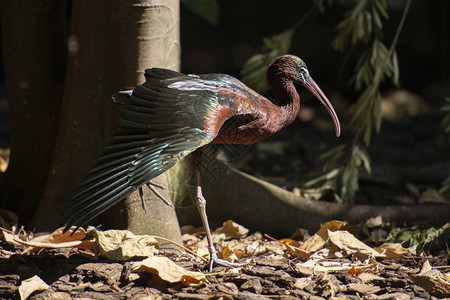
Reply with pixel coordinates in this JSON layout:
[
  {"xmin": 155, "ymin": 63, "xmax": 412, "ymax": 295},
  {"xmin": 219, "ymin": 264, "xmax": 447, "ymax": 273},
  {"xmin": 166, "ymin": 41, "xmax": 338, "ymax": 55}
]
[{"xmin": 1, "ymin": 217, "xmax": 449, "ymax": 299}]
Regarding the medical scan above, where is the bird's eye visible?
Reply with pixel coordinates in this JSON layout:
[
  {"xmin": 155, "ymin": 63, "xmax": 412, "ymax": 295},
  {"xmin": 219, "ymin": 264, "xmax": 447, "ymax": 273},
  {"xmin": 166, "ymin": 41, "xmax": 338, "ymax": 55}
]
[
  {"xmin": 300, "ymin": 67, "xmax": 309, "ymax": 75},
  {"xmin": 298, "ymin": 67, "xmax": 309, "ymax": 83}
]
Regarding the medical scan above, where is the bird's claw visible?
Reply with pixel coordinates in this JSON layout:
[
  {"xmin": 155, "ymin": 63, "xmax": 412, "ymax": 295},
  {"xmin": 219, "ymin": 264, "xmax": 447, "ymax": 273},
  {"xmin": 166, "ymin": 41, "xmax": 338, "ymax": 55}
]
[
  {"xmin": 146, "ymin": 181, "xmax": 175, "ymax": 209},
  {"xmin": 208, "ymin": 251, "xmax": 246, "ymax": 272}
]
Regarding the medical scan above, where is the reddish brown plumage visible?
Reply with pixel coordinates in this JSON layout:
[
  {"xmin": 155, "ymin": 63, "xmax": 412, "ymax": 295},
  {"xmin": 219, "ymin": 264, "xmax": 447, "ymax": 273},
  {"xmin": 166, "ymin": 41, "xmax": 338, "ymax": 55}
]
[{"xmin": 204, "ymin": 54, "xmax": 339, "ymax": 146}]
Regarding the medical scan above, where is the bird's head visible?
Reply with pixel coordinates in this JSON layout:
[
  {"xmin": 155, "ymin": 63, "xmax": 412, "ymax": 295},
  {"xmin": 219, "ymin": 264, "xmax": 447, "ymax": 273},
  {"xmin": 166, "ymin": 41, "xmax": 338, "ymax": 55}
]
[{"xmin": 269, "ymin": 55, "xmax": 341, "ymax": 137}]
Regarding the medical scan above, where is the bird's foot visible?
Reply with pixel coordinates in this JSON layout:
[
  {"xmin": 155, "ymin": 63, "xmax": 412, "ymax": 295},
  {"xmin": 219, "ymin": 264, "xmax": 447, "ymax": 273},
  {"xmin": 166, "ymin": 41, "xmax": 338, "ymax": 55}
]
[
  {"xmin": 145, "ymin": 181, "xmax": 175, "ymax": 209},
  {"xmin": 208, "ymin": 249, "xmax": 246, "ymax": 272}
]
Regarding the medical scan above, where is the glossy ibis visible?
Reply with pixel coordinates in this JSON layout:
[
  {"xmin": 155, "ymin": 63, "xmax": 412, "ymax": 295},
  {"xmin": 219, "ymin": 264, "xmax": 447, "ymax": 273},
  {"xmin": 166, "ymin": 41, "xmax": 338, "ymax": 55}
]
[{"xmin": 64, "ymin": 54, "xmax": 341, "ymax": 271}]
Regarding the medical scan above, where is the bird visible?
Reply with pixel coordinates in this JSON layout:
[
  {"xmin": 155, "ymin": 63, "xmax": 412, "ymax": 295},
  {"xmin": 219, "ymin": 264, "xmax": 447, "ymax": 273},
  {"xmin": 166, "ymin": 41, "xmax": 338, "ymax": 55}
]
[{"xmin": 64, "ymin": 54, "xmax": 341, "ymax": 271}]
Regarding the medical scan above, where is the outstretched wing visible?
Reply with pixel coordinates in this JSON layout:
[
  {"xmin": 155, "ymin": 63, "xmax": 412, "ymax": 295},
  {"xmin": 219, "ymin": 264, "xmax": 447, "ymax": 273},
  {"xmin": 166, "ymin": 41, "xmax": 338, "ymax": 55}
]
[{"xmin": 64, "ymin": 69, "xmax": 232, "ymax": 228}]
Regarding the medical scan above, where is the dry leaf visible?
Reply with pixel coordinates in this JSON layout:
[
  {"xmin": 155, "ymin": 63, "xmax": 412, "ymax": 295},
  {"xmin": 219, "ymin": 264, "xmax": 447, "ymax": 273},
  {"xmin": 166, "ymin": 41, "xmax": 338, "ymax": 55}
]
[
  {"xmin": 95, "ymin": 229, "xmax": 159, "ymax": 261},
  {"xmin": 214, "ymin": 220, "xmax": 249, "ymax": 239},
  {"xmin": 366, "ymin": 215, "xmax": 383, "ymax": 228},
  {"xmin": 1, "ymin": 227, "xmax": 20, "ymax": 245},
  {"xmin": 327, "ymin": 229, "xmax": 381, "ymax": 259},
  {"xmin": 297, "ymin": 257, "xmax": 348, "ymax": 273},
  {"xmin": 18, "ymin": 275, "xmax": 49, "ymax": 300},
  {"xmin": 46, "ymin": 226, "xmax": 88, "ymax": 244},
  {"xmin": 297, "ymin": 254, "xmax": 378, "ymax": 274},
  {"xmin": 131, "ymin": 256, "xmax": 208, "ymax": 286},
  {"xmin": 420, "ymin": 260, "xmax": 433, "ymax": 273},
  {"xmin": 376, "ymin": 243, "xmax": 409, "ymax": 259},
  {"xmin": 1, "ymin": 226, "xmax": 93, "ymax": 254},
  {"xmin": 219, "ymin": 241, "xmax": 239, "ymax": 263},
  {"xmin": 295, "ymin": 220, "xmax": 350, "ymax": 260}
]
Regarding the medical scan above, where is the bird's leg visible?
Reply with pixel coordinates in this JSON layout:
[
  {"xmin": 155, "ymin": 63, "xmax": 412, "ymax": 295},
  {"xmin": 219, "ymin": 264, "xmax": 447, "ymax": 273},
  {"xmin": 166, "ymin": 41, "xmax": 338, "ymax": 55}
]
[{"xmin": 192, "ymin": 150, "xmax": 245, "ymax": 272}]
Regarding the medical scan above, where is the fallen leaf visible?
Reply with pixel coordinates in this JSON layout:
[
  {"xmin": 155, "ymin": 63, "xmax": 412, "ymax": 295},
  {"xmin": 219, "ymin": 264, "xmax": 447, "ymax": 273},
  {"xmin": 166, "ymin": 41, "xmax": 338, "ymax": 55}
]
[
  {"xmin": 214, "ymin": 220, "xmax": 249, "ymax": 239},
  {"xmin": 1, "ymin": 227, "xmax": 20, "ymax": 245},
  {"xmin": 243, "ymin": 240, "xmax": 270, "ymax": 256},
  {"xmin": 366, "ymin": 215, "xmax": 383, "ymax": 228},
  {"xmin": 327, "ymin": 229, "xmax": 381, "ymax": 259},
  {"xmin": 18, "ymin": 275, "xmax": 49, "ymax": 300},
  {"xmin": 131, "ymin": 256, "xmax": 208, "ymax": 286},
  {"xmin": 297, "ymin": 254, "xmax": 378, "ymax": 275},
  {"xmin": 295, "ymin": 220, "xmax": 349, "ymax": 260},
  {"xmin": 0, "ymin": 226, "xmax": 94, "ymax": 254},
  {"xmin": 95, "ymin": 229, "xmax": 159, "ymax": 261},
  {"xmin": 376, "ymin": 243, "xmax": 409, "ymax": 259},
  {"xmin": 348, "ymin": 258, "xmax": 378, "ymax": 275},
  {"xmin": 219, "ymin": 241, "xmax": 239, "ymax": 263}
]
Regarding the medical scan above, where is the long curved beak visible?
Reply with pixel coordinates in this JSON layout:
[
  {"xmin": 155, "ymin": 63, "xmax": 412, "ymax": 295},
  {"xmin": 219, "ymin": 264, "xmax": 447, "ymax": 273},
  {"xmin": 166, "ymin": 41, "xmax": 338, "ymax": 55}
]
[{"xmin": 302, "ymin": 75, "xmax": 341, "ymax": 137}]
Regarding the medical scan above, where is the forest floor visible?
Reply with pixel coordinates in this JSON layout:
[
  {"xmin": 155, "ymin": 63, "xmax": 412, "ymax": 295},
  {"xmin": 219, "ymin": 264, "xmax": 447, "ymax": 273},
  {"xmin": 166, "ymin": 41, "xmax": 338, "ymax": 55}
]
[
  {"xmin": 0, "ymin": 221, "xmax": 449, "ymax": 299},
  {"xmin": 0, "ymin": 90, "xmax": 449, "ymax": 299}
]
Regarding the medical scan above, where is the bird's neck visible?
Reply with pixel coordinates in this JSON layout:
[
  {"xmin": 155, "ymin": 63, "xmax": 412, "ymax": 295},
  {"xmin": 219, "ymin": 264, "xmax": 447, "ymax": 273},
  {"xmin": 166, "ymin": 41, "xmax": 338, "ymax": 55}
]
[{"xmin": 268, "ymin": 76, "xmax": 300, "ymax": 127}]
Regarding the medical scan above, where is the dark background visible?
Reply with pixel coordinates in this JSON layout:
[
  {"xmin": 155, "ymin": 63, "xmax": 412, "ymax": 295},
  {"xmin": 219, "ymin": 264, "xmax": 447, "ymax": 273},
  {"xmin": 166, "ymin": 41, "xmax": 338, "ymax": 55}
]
[{"xmin": 181, "ymin": 1, "xmax": 449, "ymax": 102}]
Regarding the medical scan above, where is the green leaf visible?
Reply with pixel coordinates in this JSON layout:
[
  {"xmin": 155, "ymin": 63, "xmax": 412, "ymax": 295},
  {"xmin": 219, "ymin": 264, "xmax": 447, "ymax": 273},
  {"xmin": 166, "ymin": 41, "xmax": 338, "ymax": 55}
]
[
  {"xmin": 304, "ymin": 168, "xmax": 340, "ymax": 188},
  {"xmin": 354, "ymin": 145, "xmax": 371, "ymax": 173},
  {"xmin": 374, "ymin": 0, "xmax": 389, "ymax": 19},
  {"xmin": 181, "ymin": 0, "xmax": 219, "ymax": 26},
  {"xmin": 387, "ymin": 224, "xmax": 450, "ymax": 254},
  {"xmin": 440, "ymin": 176, "xmax": 450, "ymax": 195}
]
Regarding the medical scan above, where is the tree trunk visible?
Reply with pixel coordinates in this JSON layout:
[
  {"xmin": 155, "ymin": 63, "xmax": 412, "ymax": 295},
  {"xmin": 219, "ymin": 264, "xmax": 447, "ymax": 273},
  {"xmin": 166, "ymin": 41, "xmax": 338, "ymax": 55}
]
[
  {"xmin": 30, "ymin": 0, "xmax": 182, "ymax": 244},
  {"xmin": 0, "ymin": 0, "xmax": 66, "ymax": 223},
  {"xmin": 101, "ymin": 0, "xmax": 181, "ymax": 244}
]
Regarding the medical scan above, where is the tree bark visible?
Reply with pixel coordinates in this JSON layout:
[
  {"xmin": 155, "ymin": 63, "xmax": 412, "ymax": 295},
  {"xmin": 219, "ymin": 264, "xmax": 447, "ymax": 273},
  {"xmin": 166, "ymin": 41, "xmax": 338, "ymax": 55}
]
[
  {"xmin": 30, "ymin": 0, "xmax": 182, "ymax": 245},
  {"xmin": 0, "ymin": 0, "xmax": 66, "ymax": 223}
]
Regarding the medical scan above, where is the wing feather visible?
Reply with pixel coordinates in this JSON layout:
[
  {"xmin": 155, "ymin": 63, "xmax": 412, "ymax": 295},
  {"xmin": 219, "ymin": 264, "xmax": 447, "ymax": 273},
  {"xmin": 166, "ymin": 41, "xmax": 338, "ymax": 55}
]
[
  {"xmin": 64, "ymin": 69, "xmax": 218, "ymax": 229},
  {"xmin": 64, "ymin": 68, "xmax": 266, "ymax": 229}
]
